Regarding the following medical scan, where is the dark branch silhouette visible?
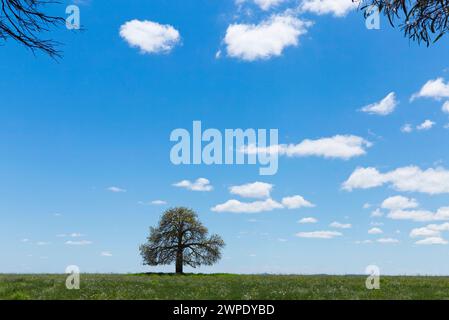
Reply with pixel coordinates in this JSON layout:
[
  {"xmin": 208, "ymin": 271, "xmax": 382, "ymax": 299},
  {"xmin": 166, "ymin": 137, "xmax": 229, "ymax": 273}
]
[
  {"xmin": 0, "ymin": 0, "xmax": 65, "ymax": 57},
  {"xmin": 358, "ymin": 0, "xmax": 449, "ymax": 45}
]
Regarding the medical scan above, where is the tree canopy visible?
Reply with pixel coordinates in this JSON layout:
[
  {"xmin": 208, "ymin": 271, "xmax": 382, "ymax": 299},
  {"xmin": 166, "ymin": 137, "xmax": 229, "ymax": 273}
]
[
  {"xmin": 140, "ymin": 207, "xmax": 225, "ymax": 274},
  {"xmin": 359, "ymin": 0, "xmax": 449, "ymax": 45}
]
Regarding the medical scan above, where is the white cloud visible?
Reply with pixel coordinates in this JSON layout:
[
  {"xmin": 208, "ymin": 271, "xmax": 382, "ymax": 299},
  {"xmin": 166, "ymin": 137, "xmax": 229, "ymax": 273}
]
[
  {"xmin": 100, "ymin": 251, "xmax": 113, "ymax": 257},
  {"xmin": 281, "ymin": 195, "xmax": 315, "ymax": 209},
  {"xmin": 442, "ymin": 101, "xmax": 449, "ymax": 114},
  {"xmin": 224, "ymin": 14, "xmax": 311, "ymax": 61},
  {"xmin": 342, "ymin": 167, "xmax": 387, "ymax": 190},
  {"xmin": 381, "ymin": 196, "xmax": 419, "ymax": 211},
  {"xmin": 173, "ymin": 178, "xmax": 213, "ymax": 192},
  {"xmin": 65, "ymin": 240, "xmax": 93, "ymax": 246},
  {"xmin": 343, "ymin": 166, "xmax": 449, "ymax": 195},
  {"xmin": 229, "ymin": 182, "xmax": 273, "ymax": 198},
  {"xmin": 36, "ymin": 241, "xmax": 51, "ymax": 246},
  {"xmin": 295, "ymin": 231, "xmax": 342, "ymax": 239},
  {"xmin": 377, "ymin": 238, "xmax": 399, "ymax": 244},
  {"xmin": 298, "ymin": 217, "xmax": 318, "ymax": 224},
  {"xmin": 151, "ymin": 200, "xmax": 167, "ymax": 205},
  {"xmin": 361, "ymin": 92, "xmax": 398, "ymax": 116},
  {"xmin": 410, "ymin": 226, "xmax": 442, "ymax": 238},
  {"xmin": 254, "ymin": 0, "xmax": 285, "ymax": 10},
  {"xmin": 330, "ymin": 221, "xmax": 352, "ymax": 229},
  {"xmin": 401, "ymin": 124, "xmax": 413, "ymax": 133},
  {"xmin": 300, "ymin": 0, "xmax": 357, "ymax": 17},
  {"xmin": 211, "ymin": 198, "xmax": 283, "ymax": 213},
  {"xmin": 370, "ymin": 208, "xmax": 384, "ymax": 217},
  {"xmin": 21, "ymin": 238, "xmax": 30, "ymax": 243},
  {"xmin": 368, "ymin": 227, "xmax": 383, "ymax": 235},
  {"xmin": 355, "ymin": 240, "xmax": 373, "ymax": 244},
  {"xmin": 387, "ymin": 207, "xmax": 449, "ymax": 222},
  {"xmin": 107, "ymin": 186, "xmax": 126, "ymax": 193},
  {"xmin": 415, "ymin": 237, "xmax": 448, "ymax": 245},
  {"xmin": 212, "ymin": 194, "xmax": 313, "ymax": 213},
  {"xmin": 245, "ymin": 135, "xmax": 371, "ymax": 160},
  {"xmin": 416, "ymin": 119, "xmax": 435, "ymax": 131},
  {"xmin": 120, "ymin": 19, "xmax": 180, "ymax": 54},
  {"xmin": 411, "ymin": 78, "xmax": 449, "ymax": 101},
  {"xmin": 363, "ymin": 203, "xmax": 371, "ymax": 209},
  {"xmin": 410, "ymin": 223, "xmax": 449, "ymax": 245}
]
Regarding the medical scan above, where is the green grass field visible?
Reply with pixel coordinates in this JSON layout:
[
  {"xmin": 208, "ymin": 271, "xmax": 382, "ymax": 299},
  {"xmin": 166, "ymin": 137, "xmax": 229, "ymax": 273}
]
[{"xmin": 1, "ymin": 274, "xmax": 449, "ymax": 300}]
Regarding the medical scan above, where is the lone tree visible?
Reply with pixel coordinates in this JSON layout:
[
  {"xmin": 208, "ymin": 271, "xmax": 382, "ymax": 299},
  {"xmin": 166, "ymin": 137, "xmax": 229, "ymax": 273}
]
[
  {"xmin": 358, "ymin": 0, "xmax": 449, "ymax": 45},
  {"xmin": 0, "ymin": 0, "xmax": 65, "ymax": 57},
  {"xmin": 140, "ymin": 207, "xmax": 225, "ymax": 274}
]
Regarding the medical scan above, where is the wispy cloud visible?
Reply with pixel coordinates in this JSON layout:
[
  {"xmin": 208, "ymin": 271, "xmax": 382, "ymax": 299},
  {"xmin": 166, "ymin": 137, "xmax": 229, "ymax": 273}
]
[
  {"xmin": 244, "ymin": 135, "xmax": 371, "ymax": 160},
  {"xmin": 107, "ymin": 186, "xmax": 126, "ymax": 193},
  {"xmin": 360, "ymin": 92, "xmax": 398, "ymax": 116},
  {"xmin": 173, "ymin": 178, "xmax": 213, "ymax": 192},
  {"xmin": 295, "ymin": 231, "xmax": 342, "ymax": 239}
]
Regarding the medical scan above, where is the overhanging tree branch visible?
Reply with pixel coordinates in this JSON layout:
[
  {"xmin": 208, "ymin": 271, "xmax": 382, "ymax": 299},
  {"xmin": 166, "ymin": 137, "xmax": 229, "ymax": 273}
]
[
  {"xmin": 358, "ymin": 0, "xmax": 449, "ymax": 45},
  {"xmin": 0, "ymin": 0, "xmax": 65, "ymax": 57}
]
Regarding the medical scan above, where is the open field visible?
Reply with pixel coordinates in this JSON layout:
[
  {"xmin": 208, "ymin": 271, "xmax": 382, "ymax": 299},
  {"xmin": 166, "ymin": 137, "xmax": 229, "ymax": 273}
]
[{"xmin": 1, "ymin": 274, "xmax": 449, "ymax": 300}]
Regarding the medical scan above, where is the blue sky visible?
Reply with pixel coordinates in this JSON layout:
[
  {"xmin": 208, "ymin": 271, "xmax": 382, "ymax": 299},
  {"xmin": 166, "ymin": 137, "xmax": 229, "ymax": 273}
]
[{"xmin": 1, "ymin": 0, "xmax": 449, "ymax": 275}]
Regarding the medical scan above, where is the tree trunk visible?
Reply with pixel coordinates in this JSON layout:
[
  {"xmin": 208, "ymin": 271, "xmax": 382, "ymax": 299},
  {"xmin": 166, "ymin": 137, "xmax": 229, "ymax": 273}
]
[{"xmin": 175, "ymin": 249, "xmax": 183, "ymax": 274}]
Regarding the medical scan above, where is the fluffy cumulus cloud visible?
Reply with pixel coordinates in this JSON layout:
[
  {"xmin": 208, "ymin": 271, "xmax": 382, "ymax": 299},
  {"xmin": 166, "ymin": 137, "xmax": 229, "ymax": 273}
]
[
  {"xmin": 120, "ymin": 19, "xmax": 180, "ymax": 54},
  {"xmin": 410, "ymin": 224, "xmax": 449, "ymax": 238},
  {"xmin": 298, "ymin": 217, "xmax": 318, "ymax": 224},
  {"xmin": 212, "ymin": 194, "xmax": 313, "ymax": 213},
  {"xmin": 173, "ymin": 178, "xmax": 213, "ymax": 191},
  {"xmin": 360, "ymin": 92, "xmax": 398, "ymax": 116},
  {"xmin": 377, "ymin": 196, "xmax": 449, "ymax": 222},
  {"xmin": 411, "ymin": 78, "xmax": 449, "ymax": 101},
  {"xmin": 281, "ymin": 195, "xmax": 315, "ymax": 209},
  {"xmin": 229, "ymin": 182, "xmax": 273, "ymax": 198},
  {"xmin": 343, "ymin": 166, "xmax": 449, "ymax": 195},
  {"xmin": 254, "ymin": 0, "xmax": 285, "ymax": 10},
  {"xmin": 381, "ymin": 196, "xmax": 419, "ymax": 211},
  {"xmin": 300, "ymin": 0, "xmax": 357, "ymax": 17},
  {"xmin": 368, "ymin": 227, "xmax": 383, "ymax": 235},
  {"xmin": 410, "ymin": 223, "xmax": 449, "ymax": 245},
  {"xmin": 416, "ymin": 120, "xmax": 435, "ymax": 131},
  {"xmin": 329, "ymin": 221, "xmax": 351, "ymax": 229},
  {"xmin": 244, "ymin": 135, "xmax": 371, "ymax": 160},
  {"xmin": 295, "ymin": 231, "xmax": 342, "ymax": 239},
  {"xmin": 211, "ymin": 198, "xmax": 283, "ymax": 213},
  {"xmin": 224, "ymin": 14, "xmax": 311, "ymax": 61}
]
